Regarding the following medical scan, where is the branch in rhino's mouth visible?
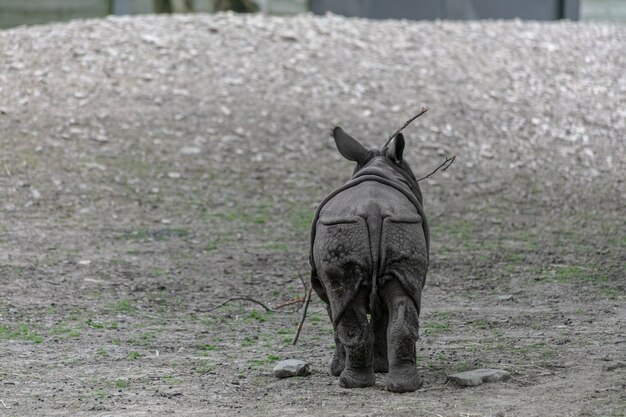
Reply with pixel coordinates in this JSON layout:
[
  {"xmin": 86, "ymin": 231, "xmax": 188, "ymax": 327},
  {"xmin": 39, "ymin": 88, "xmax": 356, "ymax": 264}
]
[
  {"xmin": 384, "ymin": 106, "xmax": 429, "ymax": 148},
  {"xmin": 417, "ymin": 155, "xmax": 457, "ymax": 183}
]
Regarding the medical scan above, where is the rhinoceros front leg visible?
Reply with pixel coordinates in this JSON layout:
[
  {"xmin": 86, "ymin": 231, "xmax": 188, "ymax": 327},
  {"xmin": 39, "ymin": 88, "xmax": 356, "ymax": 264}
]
[
  {"xmin": 327, "ymin": 304, "xmax": 346, "ymax": 376},
  {"xmin": 336, "ymin": 287, "xmax": 375, "ymax": 388},
  {"xmin": 382, "ymin": 279, "xmax": 422, "ymax": 393}
]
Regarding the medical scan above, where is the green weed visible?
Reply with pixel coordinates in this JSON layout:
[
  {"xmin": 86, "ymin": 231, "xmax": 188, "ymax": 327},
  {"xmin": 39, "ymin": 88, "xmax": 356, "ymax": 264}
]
[
  {"xmin": 0, "ymin": 324, "xmax": 43, "ymax": 344},
  {"xmin": 128, "ymin": 351, "xmax": 142, "ymax": 360},
  {"xmin": 425, "ymin": 322, "xmax": 452, "ymax": 336}
]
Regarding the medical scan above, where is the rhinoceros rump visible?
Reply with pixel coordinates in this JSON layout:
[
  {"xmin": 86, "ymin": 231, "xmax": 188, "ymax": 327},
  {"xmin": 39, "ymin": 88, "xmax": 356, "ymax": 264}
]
[{"xmin": 310, "ymin": 127, "xmax": 429, "ymax": 393}]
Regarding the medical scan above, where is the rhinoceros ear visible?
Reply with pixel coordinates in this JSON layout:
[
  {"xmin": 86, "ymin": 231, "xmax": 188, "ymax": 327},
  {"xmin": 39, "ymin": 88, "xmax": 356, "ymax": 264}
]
[
  {"xmin": 332, "ymin": 127, "xmax": 369, "ymax": 164},
  {"xmin": 386, "ymin": 133, "xmax": 405, "ymax": 163}
]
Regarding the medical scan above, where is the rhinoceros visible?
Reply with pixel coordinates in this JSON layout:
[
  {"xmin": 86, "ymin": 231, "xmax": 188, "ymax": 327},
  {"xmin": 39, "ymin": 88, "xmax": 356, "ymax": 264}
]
[{"xmin": 310, "ymin": 127, "xmax": 429, "ymax": 392}]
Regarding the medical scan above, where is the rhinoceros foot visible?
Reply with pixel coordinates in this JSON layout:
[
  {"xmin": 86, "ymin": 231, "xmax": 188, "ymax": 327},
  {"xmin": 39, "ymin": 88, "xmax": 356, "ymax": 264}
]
[
  {"xmin": 339, "ymin": 368, "xmax": 375, "ymax": 388},
  {"xmin": 330, "ymin": 349, "xmax": 345, "ymax": 376},
  {"xmin": 386, "ymin": 366, "xmax": 422, "ymax": 393}
]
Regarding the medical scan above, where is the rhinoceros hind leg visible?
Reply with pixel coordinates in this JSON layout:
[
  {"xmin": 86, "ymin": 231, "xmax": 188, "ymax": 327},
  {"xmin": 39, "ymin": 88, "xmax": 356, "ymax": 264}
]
[
  {"xmin": 327, "ymin": 306, "xmax": 346, "ymax": 376},
  {"xmin": 336, "ymin": 288, "xmax": 375, "ymax": 388},
  {"xmin": 371, "ymin": 306, "xmax": 389, "ymax": 373},
  {"xmin": 382, "ymin": 279, "xmax": 422, "ymax": 393}
]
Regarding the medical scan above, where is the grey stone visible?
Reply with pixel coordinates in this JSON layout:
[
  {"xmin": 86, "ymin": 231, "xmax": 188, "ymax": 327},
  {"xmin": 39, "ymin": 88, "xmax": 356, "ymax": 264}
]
[
  {"xmin": 273, "ymin": 359, "xmax": 310, "ymax": 378},
  {"xmin": 447, "ymin": 368, "xmax": 510, "ymax": 387}
]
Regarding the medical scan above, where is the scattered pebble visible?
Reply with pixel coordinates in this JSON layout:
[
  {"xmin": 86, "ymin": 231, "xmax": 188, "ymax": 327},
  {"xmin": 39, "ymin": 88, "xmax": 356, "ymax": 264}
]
[
  {"xmin": 273, "ymin": 359, "xmax": 310, "ymax": 378},
  {"xmin": 180, "ymin": 146, "xmax": 201, "ymax": 155}
]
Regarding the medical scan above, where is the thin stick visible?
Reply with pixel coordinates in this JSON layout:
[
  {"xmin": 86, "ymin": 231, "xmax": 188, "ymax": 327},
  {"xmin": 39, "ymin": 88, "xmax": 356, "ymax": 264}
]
[
  {"xmin": 384, "ymin": 106, "xmax": 428, "ymax": 148},
  {"xmin": 291, "ymin": 286, "xmax": 313, "ymax": 345},
  {"xmin": 0, "ymin": 399, "xmax": 8, "ymax": 409},
  {"xmin": 296, "ymin": 271, "xmax": 308, "ymax": 313},
  {"xmin": 417, "ymin": 155, "xmax": 456, "ymax": 182},
  {"xmin": 195, "ymin": 297, "xmax": 276, "ymax": 313},
  {"xmin": 297, "ymin": 272, "xmax": 307, "ymax": 292},
  {"xmin": 275, "ymin": 298, "xmax": 304, "ymax": 309}
]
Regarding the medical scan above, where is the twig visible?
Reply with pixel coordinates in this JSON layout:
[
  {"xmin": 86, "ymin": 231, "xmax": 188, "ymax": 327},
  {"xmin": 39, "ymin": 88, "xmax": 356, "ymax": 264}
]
[
  {"xmin": 275, "ymin": 298, "xmax": 304, "ymax": 309},
  {"xmin": 0, "ymin": 399, "xmax": 9, "ymax": 409},
  {"xmin": 291, "ymin": 286, "xmax": 313, "ymax": 345},
  {"xmin": 297, "ymin": 271, "xmax": 307, "ymax": 292},
  {"xmin": 195, "ymin": 297, "xmax": 276, "ymax": 313},
  {"xmin": 296, "ymin": 271, "xmax": 308, "ymax": 313},
  {"xmin": 417, "ymin": 155, "xmax": 456, "ymax": 182},
  {"xmin": 384, "ymin": 106, "xmax": 428, "ymax": 148}
]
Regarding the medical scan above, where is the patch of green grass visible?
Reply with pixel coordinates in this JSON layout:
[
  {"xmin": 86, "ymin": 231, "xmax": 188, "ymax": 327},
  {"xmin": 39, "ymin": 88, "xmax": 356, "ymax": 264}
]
[
  {"xmin": 241, "ymin": 336, "xmax": 257, "ymax": 347},
  {"xmin": 415, "ymin": 355, "xmax": 423, "ymax": 365},
  {"xmin": 538, "ymin": 265, "xmax": 606, "ymax": 283},
  {"xmin": 0, "ymin": 324, "xmax": 43, "ymax": 344},
  {"xmin": 111, "ymin": 338, "xmax": 121, "ymax": 346},
  {"xmin": 114, "ymin": 299, "xmax": 136, "ymax": 314},
  {"xmin": 128, "ymin": 351, "xmax": 142, "ymax": 360},
  {"xmin": 162, "ymin": 374, "xmax": 180, "ymax": 384},
  {"xmin": 216, "ymin": 203, "xmax": 270, "ymax": 225},
  {"xmin": 200, "ymin": 344, "xmax": 219, "ymax": 351},
  {"xmin": 454, "ymin": 361, "xmax": 471, "ymax": 372},
  {"xmin": 115, "ymin": 379, "xmax": 130, "ymax": 389},
  {"xmin": 291, "ymin": 207, "xmax": 313, "ymax": 234},
  {"xmin": 249, "ymin": 354, "xmax": 281, "ymax": 369},
  {"xmin": 425, "ymin": 322, "xmax": 452, "ymax": 336},
  {"xmin": 473, "ymin": 319, "xmax": 489, "ymax": 329},
  {"xmin": 121, "ymin": 228, "xmax": 189, "ymax": 242},
  {"xmin": 86, "ymin": 319, "xmax": 105, "ymax": 329},
  {"xmin": 261, "ymin": 241, "xmax": 289, "ymax": 251},
  {"xmin": 194, "ymin": 362, "xmax": 215, "ymax": 375},
  {"xmin": 246, "ymin": 310, "xmax": 270, "ymax": 323},
  {"xmin": 49, "ymin": 324, "xmax": 81, "ymax": 339},
  {"xmin": 506, "ymin": 253, "xmax": 525, "ymax": 263},
  {"xmin": 96, "ymin": 348, "xmax": 109, "ymax": 357},
  {"xmin": 129, "ymin": 333, "xmax": 154, "ymax": 347}
]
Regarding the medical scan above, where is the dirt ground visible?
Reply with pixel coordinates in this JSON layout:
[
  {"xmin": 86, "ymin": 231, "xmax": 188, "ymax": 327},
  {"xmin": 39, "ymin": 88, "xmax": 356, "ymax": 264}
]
[{"xmin": 0, "ymin": 13, "xmax": 624, "ymax": 417}]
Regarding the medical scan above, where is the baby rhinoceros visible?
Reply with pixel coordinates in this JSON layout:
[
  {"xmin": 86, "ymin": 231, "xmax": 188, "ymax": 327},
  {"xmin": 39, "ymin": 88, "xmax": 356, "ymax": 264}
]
[{"xmin": 310, "ymin": 127, "xmax": 429, "ymax": 393}]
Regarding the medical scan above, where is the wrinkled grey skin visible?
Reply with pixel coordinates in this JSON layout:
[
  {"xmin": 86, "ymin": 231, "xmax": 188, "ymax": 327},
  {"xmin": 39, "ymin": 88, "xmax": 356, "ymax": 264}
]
[{"xmin": 310, "ymin": 127, "xmax": 429, "ymax": 393}]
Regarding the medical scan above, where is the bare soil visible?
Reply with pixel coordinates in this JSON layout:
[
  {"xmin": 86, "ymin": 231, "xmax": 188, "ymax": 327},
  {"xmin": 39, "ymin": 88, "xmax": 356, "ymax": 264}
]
[{"xmin": 0, "ymin": 13, "xmax": 624, "ymax": 417}]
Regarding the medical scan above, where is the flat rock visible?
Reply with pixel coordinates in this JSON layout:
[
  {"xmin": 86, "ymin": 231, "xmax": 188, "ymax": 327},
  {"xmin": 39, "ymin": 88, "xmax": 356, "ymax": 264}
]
[
  {"xmin": 273, "ymin": 359, "xmax": 310, "ymax": 379},
  {"xmin": 447, "ymin": 368, "xmax": 510, "ymax": 387}
]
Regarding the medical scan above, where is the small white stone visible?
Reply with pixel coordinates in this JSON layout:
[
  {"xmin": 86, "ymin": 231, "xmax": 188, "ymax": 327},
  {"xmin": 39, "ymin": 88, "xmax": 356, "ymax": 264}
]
[
  {"xmin": 447, "ymin": 368, "xmax": 510, "ymax": 387},
  {"xmin": 180, "ymin": 147, "xmax": 201, "ymax": 155}
]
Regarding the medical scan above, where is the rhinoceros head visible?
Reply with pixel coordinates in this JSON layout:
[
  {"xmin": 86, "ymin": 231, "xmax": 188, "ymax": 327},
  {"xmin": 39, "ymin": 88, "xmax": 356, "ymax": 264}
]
[{"xmin": 331, "ymin": 126, "xmax": 420, "ymax": 194}]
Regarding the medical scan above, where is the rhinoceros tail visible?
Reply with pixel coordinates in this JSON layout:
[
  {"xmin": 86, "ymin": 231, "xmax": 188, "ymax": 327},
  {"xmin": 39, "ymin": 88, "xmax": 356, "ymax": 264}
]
[{"xmin": 362, "ymin": 204, "xmax": 383, "ymax": 313}]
